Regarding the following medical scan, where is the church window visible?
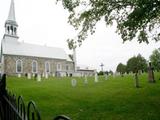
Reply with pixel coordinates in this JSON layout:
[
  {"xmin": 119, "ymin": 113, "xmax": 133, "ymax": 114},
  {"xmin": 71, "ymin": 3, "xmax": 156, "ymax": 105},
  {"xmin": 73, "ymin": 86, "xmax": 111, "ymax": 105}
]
[
  {"xmin": 45, "ymin": 62, "xmax": 50, "ymax": 73},
  {"xmin": 66, "ymin": 65, "xmax": 69, "ymax": 71},
  {"xmin": 16, "ymin": 59, "xmax": 23, "ymax": 73},
  {"xmin": 32, "ymin": 60, "xmax": 38, "ymax": 73},
  {"xmin": 57, "ymin": 63, "xmax": 61, "ymax": 71}
]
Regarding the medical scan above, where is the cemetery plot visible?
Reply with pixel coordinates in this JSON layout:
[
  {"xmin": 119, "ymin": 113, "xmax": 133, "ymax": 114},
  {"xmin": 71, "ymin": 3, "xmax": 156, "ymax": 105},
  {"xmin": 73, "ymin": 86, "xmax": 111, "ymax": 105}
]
[{"xmin": 6, "ymin": 73, "xmax": 160, "ymax": 120}]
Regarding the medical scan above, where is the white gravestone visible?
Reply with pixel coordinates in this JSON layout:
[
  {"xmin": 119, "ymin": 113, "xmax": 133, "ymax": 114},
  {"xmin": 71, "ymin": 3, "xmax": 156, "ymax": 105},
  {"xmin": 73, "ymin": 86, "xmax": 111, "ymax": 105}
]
[
  {"xmin": 42, "ymin": 73, "xmax": 45, "ymax": 77},
  {"xmin": 18, "ymin": 74, "xmax": 21, "ymax": 78},
  {"xmin": 52, "ymin": 73, "xmax": 55, "ymax": 77},
  {"xmin": 71, "ymin": 79, "xmax": 77, "ymax": 87},
  {"xmin": 84, "ymin": 76, "xmax": 88, "ymax": 84},
  {"xmin": 105, "ymin": 74, "xmax": 108, "ymax": 80},
  {"xmin": 45, "ymin": 73, "xmax": 48, "ymax": 79},
  {"xmin": 37, "ymin": 74, "xmax": 41, "ymax": 82},
  {"xmin": 27, "ymin": 73, "xmax": 31, "ymax": 79},
  {"xmin": 95, "ymin": 73, "xmax": 98, "ymax": 83},
  {"xmin": 32, "ymin": 73, "xmax": 35, "ymax": 77}
]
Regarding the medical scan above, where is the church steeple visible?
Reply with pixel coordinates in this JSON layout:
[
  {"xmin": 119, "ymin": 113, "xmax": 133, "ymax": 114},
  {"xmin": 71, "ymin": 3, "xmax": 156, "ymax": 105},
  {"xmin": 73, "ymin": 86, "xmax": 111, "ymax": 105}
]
[
  {"xmin": 8, "ymin": 0, "xmax": 16, "ymax": 21},
  {"xmin": 4, "ymin": 0, "xmax": 18, "ymax": 39}
]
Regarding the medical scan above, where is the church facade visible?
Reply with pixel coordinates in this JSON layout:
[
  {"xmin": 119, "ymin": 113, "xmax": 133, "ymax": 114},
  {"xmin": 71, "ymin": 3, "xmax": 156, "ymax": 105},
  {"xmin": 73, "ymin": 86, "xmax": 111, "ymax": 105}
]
[{"xmin": 1, "ymin": 0, "xmax": 75, "ymax": 77}]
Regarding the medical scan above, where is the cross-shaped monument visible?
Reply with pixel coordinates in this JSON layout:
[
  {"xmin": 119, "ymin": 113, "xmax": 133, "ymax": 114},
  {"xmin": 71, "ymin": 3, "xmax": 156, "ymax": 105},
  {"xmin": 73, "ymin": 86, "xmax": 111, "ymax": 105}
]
[{"xmin": 100, "ymin": 63, "xmax": 104, "ymax": 72}]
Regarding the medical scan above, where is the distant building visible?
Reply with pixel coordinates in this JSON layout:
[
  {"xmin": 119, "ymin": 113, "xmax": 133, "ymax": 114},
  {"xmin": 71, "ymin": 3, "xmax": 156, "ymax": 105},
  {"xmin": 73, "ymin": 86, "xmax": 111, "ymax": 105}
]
[{"xmin": 75, "ymin": 66, "xmax": 96, "ymax": 77}]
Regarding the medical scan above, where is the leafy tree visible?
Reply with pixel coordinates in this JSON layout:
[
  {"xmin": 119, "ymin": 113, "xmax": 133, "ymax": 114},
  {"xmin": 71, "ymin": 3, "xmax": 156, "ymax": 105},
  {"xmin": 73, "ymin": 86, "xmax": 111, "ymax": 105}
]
[
  {"xmin": 127, "ymin": 56, "xmax": 138, "ymax": 73},
  {"xmin": 126, "ymin": 54, "xmax": 147, "ymax": 88},
  {"xmin": 108, "ymin": 70, "xmax": 113, "ymax": 75},
  {"xmin": 149, "ymin": 48, "xmax": 160, "ymax": 71},
  {"xmin": 98, "ymin": 71, "xmax": 104, "ymax": 76},
  {"xmin": 58, "ymin": 0, "xmax": 160, "ymax": 48},
  {"xmin": 116, "ymin": 63, "xmax": 126, "ymax": 76},
  {"xmin": 136, "ymin": 54, "xmax": 148, "ymax": 72},
  {"xmin": 127, "ymin": 54, "xmax": 147, "ymax": 73}
]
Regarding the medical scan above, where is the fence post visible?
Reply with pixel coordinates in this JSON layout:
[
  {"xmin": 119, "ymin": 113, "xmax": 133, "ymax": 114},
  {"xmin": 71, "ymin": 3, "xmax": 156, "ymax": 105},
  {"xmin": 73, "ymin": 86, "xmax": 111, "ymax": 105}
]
[{"xmin": 0, "ymin": 74, "xmax": 7, "ymax": 120}]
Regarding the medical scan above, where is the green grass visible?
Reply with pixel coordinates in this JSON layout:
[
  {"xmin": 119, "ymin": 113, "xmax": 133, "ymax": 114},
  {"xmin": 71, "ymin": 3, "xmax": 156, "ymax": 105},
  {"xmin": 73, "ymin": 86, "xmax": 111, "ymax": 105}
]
[{"xmin": 6, "ymin": 73, "xmax": 160, "ymax": 120}]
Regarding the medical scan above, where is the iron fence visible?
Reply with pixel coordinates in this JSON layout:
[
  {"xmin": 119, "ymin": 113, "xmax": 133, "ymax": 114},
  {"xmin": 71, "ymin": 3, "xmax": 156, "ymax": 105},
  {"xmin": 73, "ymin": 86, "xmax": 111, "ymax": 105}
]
[{"xmin": 0, "ymin": 74, "xmax": 71, "ymax": 120}]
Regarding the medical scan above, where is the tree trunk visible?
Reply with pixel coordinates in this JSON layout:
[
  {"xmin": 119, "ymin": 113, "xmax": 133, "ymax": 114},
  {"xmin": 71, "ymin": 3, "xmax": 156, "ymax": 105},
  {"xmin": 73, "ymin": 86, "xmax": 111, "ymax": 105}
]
[{"xmin": 135, "ymin": 72, "xmax": 139, "ymax": 88}]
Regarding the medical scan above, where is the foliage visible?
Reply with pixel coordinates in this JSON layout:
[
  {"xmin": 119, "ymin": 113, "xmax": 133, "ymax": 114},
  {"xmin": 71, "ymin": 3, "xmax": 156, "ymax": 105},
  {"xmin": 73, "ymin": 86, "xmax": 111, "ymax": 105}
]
[
  {"xmin": 108, "ymin": 70, "xmax": 113, "ymax": 75},
  {"xmin": 116, "ymin": 63, "xmax": 126, "ymax": 75},
  {"xmin": 7, "ymin": 73, "xmax": 160, "ymax": 120},
  {"xmin": 98, "ymin": 71, "xmax": 104, "ymax": 76},
  {"xmin": 58, "ymin": 0, "xmax": 160, "ymax": 49},
  {"xmin": 127, "ymin": 54, "xmax": 147, "ymax": 73},
  {"xmin": 149, "ymin": 48, "xmax": 160, "ymax": 71}
]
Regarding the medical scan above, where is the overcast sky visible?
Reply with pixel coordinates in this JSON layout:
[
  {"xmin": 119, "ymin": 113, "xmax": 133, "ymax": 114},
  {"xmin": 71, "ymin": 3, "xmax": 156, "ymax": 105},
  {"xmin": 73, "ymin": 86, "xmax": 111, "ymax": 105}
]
[{"xmin": 0, "ymin": 0, "xmax": 160, "ymax": 72}]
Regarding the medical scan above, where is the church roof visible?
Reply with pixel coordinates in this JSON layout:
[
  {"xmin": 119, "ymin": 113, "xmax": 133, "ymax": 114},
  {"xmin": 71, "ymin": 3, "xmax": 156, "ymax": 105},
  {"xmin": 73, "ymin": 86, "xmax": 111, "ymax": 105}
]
[{"xmin": 3, "ymin": 41, "xmax": 72, "ymax": 61}]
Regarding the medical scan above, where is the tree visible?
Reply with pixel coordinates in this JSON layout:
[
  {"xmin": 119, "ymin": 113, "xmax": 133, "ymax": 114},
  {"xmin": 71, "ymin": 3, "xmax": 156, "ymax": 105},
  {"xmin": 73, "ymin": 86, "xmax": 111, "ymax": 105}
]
[
  {"xmin": 127, "ymin": 54, "xmax": 147, "ymax": 73},
  {"xmin": 108, "ymin": 70, "xmax": 113, "ymax": 75},
  {"xmin": 126, "ymin": 54, "xmax": 147, "ymax": 88},
  {"xmin": 116, "ymin": 63, "xmax": 126, "ymax": 76},
  {"xmin": 149, "ymin": 48, "xmax": 160, "ymax": 71},
  {"xmin": 136, "ymin": 54, "xmax": 148, "ymax": 73},
  {"xmin": 58, "ymin": 0, "xmax": 160, "ymax": 49},
  {"xmin": 98, "ymin": 71, "xmax": 104, "ymax": 76}
]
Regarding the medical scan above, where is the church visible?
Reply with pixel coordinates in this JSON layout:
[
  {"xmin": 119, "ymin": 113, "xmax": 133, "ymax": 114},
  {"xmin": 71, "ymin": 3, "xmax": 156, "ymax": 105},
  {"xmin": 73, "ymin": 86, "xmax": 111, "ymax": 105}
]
[
  {"xmin": 0, "ymin": 0, "xmax": 75, "ymax": 77},
  {"xmin": 0, "ymin": 0, "xmax": 96, "ymax": 77}
]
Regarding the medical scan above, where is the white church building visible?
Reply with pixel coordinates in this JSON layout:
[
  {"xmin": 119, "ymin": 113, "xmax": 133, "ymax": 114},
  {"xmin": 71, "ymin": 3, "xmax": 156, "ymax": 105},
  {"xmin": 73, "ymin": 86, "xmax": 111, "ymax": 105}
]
[
  {"xmin": 0, "ymin": 0, "xmax": 75, "ymax": 77},
  {"xmin": 0, "ymin": 0, "xmax": 95, "ymax": 77}
]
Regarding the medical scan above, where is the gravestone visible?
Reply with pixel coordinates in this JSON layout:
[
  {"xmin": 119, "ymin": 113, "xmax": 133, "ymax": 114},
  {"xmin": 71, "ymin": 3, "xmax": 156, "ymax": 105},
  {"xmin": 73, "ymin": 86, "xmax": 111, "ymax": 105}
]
[
  {"xmin": 42, "ymin": 72, "xmax": 45, "ymax": 77},
  {"xmin": 148, "ymin": 62, "xmax": 155, "ymax": 83},
  {"xmin": 32, "ymin": 73, "xmax": 35, "ymax": 77},
  {"xmin": 18, "ymin": 74, "xmax": 21, "ymax": 78},
  {"xmin": 105, "ymin": 74, "xmax": 108, "ymax": 80},
  {"xmin": 84, "ymin": 76, "xmax": 88, "ymax": 85},
  {"xmin": 45, "ymin": 73, "xmax": 48, "ymax": 79},
  {"xmin": 52, "ymin": 73, "xmax": 55, "ymax": 77},
  {"xmin": 27, "ymin": 73, "xmax": 31, "ymax": 79},
  {"xmin": 94, "ymin": 73, "xmax": 98, "ymax": 83},
  {"xmin": 37, "ymin": 74, "xmax": 41, "ymax": 82},
  {"xmin": 71, "ymin": 79, "xmax": 77, "ymax": 87}
]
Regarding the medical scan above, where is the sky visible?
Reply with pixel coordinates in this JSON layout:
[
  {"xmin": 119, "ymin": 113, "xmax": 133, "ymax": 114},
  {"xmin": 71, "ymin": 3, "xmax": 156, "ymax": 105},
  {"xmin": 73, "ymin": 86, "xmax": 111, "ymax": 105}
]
[{"xmin": 0, "ymin": 0, "xmax": 160, "ymax": 72}]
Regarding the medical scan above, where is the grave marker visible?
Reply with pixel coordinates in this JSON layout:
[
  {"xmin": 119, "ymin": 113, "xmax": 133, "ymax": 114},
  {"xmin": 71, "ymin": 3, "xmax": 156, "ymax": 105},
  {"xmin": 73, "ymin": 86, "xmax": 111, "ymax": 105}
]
[
  {"xmin": 45, "ymin": 73, "xmax": 48, "ymax": 79},
  {"xmin": 18, "ymin": 74, "xmax": 21, "ymax": 78},
  {"xmin": 27, "ymin": 73, "xmax": 31, "ymax": 79},
  {"xmin": 71, "ymin": 79, "xmax": 77, "ymax": 87},
  {"xmin": 105, "ymin": 74, "xmax": 108, "ymax": 80},
  {"xmin": 37, "ymin": 74, "xmax": 41, "ymax": 82},
  {"xmin": 148, "ymin": 62, "xmax": 155, "ymax": 83},
  {"xmin": 95, "ymin": 73, "xmax": 98, "ymax": 83},
  {"xmin": 84, "ymin": 76, "xmax": 88, "ymax": 85}
]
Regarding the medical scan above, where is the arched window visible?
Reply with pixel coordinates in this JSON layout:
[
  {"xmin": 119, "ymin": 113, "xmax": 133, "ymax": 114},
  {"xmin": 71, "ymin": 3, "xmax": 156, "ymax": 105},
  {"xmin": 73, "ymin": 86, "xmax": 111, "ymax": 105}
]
[
  {"xmin": 32, "ymin": 60, "xmax": 38, "ymax": 73},
  {"xmin": 45, "ymin": 62, "xmax": 50, "ymax": 73},
  {"xmin": 66, "ymin": 65, "xmax": 69, "ymax": 71},
  {"xmin": 57, "ymin": 63, "xmax": 61, "ymax": 71},
  {"xmin": 16, "ymin": 59, "xmax": 23, "ymax": 73}
]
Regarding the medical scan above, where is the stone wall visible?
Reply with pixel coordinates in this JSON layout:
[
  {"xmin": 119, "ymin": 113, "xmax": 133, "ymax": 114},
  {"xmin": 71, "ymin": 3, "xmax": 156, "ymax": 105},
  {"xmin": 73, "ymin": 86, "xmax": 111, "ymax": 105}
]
[{"xmin": 4, "ymin": 54, "xmax": 74, "ymax": 76}]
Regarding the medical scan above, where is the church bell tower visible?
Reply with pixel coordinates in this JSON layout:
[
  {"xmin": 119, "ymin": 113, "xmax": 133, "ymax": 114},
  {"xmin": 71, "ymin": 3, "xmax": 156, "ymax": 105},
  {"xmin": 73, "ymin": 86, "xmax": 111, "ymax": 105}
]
[{"xmin": 3, "ymin": 0, "xmax": 19, "ymax": 42}]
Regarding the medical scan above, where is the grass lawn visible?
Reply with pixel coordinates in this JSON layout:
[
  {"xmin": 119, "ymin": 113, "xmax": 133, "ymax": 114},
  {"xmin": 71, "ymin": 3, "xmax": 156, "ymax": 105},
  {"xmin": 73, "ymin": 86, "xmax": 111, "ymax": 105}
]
[{"xmin": 6, "ymin": 73, "xmax": 160, "ymax": 120}]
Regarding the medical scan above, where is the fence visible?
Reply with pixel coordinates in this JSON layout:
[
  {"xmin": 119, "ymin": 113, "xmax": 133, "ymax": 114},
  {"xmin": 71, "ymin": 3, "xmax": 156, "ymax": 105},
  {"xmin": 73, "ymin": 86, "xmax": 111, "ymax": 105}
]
[{"xmin": 0, "ymin": 74, "xmax": 71, "ymax": 120}]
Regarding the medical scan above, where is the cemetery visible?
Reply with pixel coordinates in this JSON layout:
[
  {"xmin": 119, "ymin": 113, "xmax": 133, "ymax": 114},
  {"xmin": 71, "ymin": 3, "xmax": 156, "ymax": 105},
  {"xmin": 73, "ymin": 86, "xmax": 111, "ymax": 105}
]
[
  {"xmin": 1, "ymin": 0, "xmax": 160, "ymax": 120},
  {"xmin": 4, "ymin": 72, "xmax": 160, "ymax": 120}
]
